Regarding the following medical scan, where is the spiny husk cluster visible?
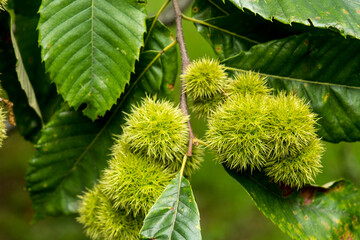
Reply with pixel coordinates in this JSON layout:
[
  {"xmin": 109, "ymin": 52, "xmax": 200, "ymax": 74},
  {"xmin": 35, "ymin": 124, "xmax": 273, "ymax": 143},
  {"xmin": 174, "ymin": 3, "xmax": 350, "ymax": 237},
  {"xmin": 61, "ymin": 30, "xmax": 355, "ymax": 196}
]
[
  {"xmin": 181, "ymin": 60, "xmax": 324, "ymax": 189},
  {"xmin": 122, "ymin": 97, "xmax": 188, "ymax": 163},
  {"xmin": 122, "ymin": 97, "xmax": 203, "ymax": 176},
  {"xmin": 182, "ymin": 57, "xmax": 227, "ymax": 118},
  {"xmin": 264, "ymin": 139, "xmax": 324, "ymax": 188},
  {"xmin": 78, "ymin": 97, "xmax": 203, "ymax": 239},
  {"xmin": 267, "ymin": 92, "xmax": 318, "ymax": 159},
  {"xmin": 183, "ymin": 57, "xmax": 227, "ymax": 99},
  {"xmin": 225, "ymin": 72, "xmax": 271, "ymax": 96},
  {"xmin": 206, "ymin": 94, "xmax": 272, "ymax": 172},
  {"xmin": 77, "ymin": 185, "xmax": 143, "ymax": 240},
  {"xmin": 101, "ymin": 140, "xmax": 175, "ymax": 217}
]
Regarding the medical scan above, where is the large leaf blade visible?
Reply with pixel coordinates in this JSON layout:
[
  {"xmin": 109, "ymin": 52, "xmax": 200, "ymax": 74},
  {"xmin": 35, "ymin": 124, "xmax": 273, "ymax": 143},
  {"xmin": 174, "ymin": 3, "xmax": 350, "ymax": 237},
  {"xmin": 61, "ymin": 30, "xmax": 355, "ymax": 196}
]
[
  {"xmin": 38, "ymin": 0, "xmax": 147, "ymax": 120},
  {"xmin": 222, "ymin": 32, "xmax": 360, "ymax": 142},
  {"xmin": 192, "ymin": 0, "xmax": 334, "ymax": 60},
  {"xmin": 228, "ymin": 0, "xmax": 360, "ymax": 39},
  {"xmin": 226, "ymin": 168, "xmax": 360, "ymax": 239},
  {"xmin": 140, "ymin": 173, "xmax": 202, "ymax": 240}
]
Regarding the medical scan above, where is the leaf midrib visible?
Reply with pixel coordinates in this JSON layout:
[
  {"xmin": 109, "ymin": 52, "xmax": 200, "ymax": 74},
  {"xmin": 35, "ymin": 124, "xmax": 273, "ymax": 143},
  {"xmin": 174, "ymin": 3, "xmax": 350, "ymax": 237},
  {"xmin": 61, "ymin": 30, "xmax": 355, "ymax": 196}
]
[
  {"xmin": 169, "ymin": 175, "xmax": 182, "ymax": 239},
  {"xmin": 90, "ymin": 0, "xmax": 95, "ymax": 96}
]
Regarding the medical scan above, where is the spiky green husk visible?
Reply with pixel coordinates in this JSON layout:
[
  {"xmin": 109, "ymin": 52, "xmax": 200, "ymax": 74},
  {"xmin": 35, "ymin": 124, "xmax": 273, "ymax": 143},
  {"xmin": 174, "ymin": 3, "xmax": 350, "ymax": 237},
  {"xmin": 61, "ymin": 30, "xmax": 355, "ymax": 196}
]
[
  {"xmin": 122, "ymin": 97, "xmax": 189, "ymax": 164},
  {"xmin": 77, "ymin": 186, "xmax": 102, "ymax": 239},
  {"xmin": 191, "ymin": 94, "xmax": 225, "ymax": 119},
  {"xmin": 122, "ymin": 97, "xmax": 203, "ymax": 175},
  {"xmin": 182, "ymin": 57, "xmax": 227, "ymax": 99},
  {"xmin": 77, "ymin": 185, "xmax": 142, "ymax": 240},
  {"xmin": 206, "ymin": 94, "xmax": 273, "ymax": 171},
  {"xmin": 265, "ymin": 139, "xmax": 324, "ymax": 189},
  {"xmin": 267, "ymin": 92, "xmax": 318, "ymax": 159},
  {"xmin": 225, "ymin": 71, "xmax": 270, "ymax": 96},
  {"xmin": 0, "ymin": 106, "xmax": 7, "ymax": 147},
  {"xmin": 100, "ymin": 141, "xmax": 175, "ymax": 217}
]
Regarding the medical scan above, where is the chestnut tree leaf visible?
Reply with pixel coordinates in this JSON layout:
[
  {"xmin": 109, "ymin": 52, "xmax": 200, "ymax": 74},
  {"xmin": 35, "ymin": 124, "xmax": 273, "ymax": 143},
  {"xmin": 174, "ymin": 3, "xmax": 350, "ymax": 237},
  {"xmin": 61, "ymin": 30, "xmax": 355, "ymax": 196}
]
[
  {"xmin": 26, "ymin": 20, "xmax": 178, "ymax": 219},
  {"xmin": 38, "ymin": 0, "xmax": 147, "ymax": 120},
  {"xmin": 192, "ymin": 0, "xmax": 336, "ymax": 60},
  {"xmin": 140, "ymin": 173, "xmax": 202, "ymax": 240},
  {"xmin": 0, "ymin": 0, "xmax": 61, "ymax": 142},
  {"xmin": 8, "ymin": 9, "xmax": 42, "ymax": 121},
  {"xmin": 191, "ymin": 0, "xmax": 295, "ymax": 59},
  {"xmin": 223, "ymin": 32, "xmax": 360, "ymax": 143},
  {"xmin": 225, "ymin": 167, "xmax": 360, "ymax": 240},
  {"xmin": 228, "ymin": 0, "xmax": 360, "ymax": 39}
]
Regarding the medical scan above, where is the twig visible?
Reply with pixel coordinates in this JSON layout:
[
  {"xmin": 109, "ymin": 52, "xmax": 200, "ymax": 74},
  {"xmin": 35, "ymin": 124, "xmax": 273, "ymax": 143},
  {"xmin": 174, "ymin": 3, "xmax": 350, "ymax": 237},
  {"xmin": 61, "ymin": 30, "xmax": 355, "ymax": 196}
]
[{"xmin": 172, "ymin": 0, "xmax": 196, "ymax": 157}]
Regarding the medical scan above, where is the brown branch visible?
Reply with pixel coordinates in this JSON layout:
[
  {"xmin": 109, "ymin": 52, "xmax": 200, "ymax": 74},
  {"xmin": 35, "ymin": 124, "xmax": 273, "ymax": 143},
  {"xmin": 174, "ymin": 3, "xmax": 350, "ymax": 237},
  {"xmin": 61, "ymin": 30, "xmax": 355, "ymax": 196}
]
[{"xmin": 172, "ymin": 0, "xmax": 197, "ymax": 157}]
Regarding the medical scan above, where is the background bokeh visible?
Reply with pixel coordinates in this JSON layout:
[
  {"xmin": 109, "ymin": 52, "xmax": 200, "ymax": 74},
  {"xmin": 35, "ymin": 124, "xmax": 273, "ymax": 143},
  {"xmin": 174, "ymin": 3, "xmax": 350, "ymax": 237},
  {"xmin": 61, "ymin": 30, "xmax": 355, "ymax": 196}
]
[{"xmin": 1, "ymin": 1, "xmax": 360, "ymax": 240}]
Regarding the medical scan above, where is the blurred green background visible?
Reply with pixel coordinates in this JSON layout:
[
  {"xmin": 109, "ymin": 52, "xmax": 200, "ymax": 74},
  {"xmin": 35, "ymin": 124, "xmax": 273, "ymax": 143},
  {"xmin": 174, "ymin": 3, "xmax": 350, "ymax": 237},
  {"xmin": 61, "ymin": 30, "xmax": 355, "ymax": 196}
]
[{"xmin": 1, "ymin": 1, "xmax": 360, "ymax": 240}]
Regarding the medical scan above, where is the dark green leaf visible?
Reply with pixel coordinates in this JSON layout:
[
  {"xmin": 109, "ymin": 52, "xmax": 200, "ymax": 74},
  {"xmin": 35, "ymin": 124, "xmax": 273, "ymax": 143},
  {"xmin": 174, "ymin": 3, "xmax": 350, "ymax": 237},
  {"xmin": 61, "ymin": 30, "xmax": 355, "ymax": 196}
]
[
  {"xmin": 228, "ymin": 0, "xmax": 360, "ymax": 39},
  {"xmin": 137, "ymin": 51, "xmax": 164, "ymax": 93},
  {"xmin": 26, "ymin": 20, "xmax": 178, "ymax": 219},
  {"xmin": 192, "ymin": 0, "xmax": 331, "ymax": 59},
  {"xmin": 38, "ymin": 0, "xmax": 147, "ymax": 120},
  {"xmin": 26, "ymin": 104, "xmax": 112, "ymax": 218},
  {"xmin": 223, "ymin": 33, "xmax": 360, "ymax": 142},
  {"xmin": 0, "ymin": 1, "xmax": 60, "ymax": 142},
  {"xmin": 226, "ymin": 167, "xmax": 360, "ymax": 240},
  {"xmin": 8, "ymin": 9, "xmax": 42, "ymax": 120},
  {"xmin": 139, "ymin": 18, "xmax": 178, "ymax": 98},
  {"xmin": 140, "ymin": 173, "xmax": 202, "ymax": 240}
]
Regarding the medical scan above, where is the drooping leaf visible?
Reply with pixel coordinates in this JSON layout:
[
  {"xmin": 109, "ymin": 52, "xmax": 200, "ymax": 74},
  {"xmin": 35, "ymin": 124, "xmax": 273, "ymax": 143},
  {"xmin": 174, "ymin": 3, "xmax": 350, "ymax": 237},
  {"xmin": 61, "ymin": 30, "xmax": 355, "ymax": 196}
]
[
  {"xmin": 8, "ymin": 9, "xmax": 42, "ymax": 121},
  {"xmin": 38, "ymin": 0, "xmax": 147, "ymax": 120},
  {"xmin": 225, "ymin": 167, "xmax": 360, "ymax": 240},
  {"xmin": 10, "ymin": 0, "xmax": 61, "ymax": 123},
  {"xmin": 26, "ymin": 21, "xmax": 178, "ymax": 219},
  {"xmin": 0, "ymin": 1, "xmax": 60, "ymax": 142},
  {"xmin": 140, "ymin": 173, "xmax": 202, "ymax": 240},
  {"xmin": 228, "ymin": 0, "xmax": 360, "ymax": 39},
  {"xmin": 222, "ymin": 32, "xmax": 360, "ymax": 143}
]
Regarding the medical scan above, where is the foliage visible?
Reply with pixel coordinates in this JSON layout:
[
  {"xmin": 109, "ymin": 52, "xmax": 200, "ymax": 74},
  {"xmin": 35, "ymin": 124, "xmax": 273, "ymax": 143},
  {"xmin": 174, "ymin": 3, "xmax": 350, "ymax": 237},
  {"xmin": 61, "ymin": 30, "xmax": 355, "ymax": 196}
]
[
  {"xmin": 140, "ymin": 171, "xmax": 201, "ymax": 240},
  {"xmin": 1, "ymin": 0, "xmax": 360, "ymax": 239},
  {"xmin": 226, "ymin": 168, "xmax": 360, "ymax": 239}
]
